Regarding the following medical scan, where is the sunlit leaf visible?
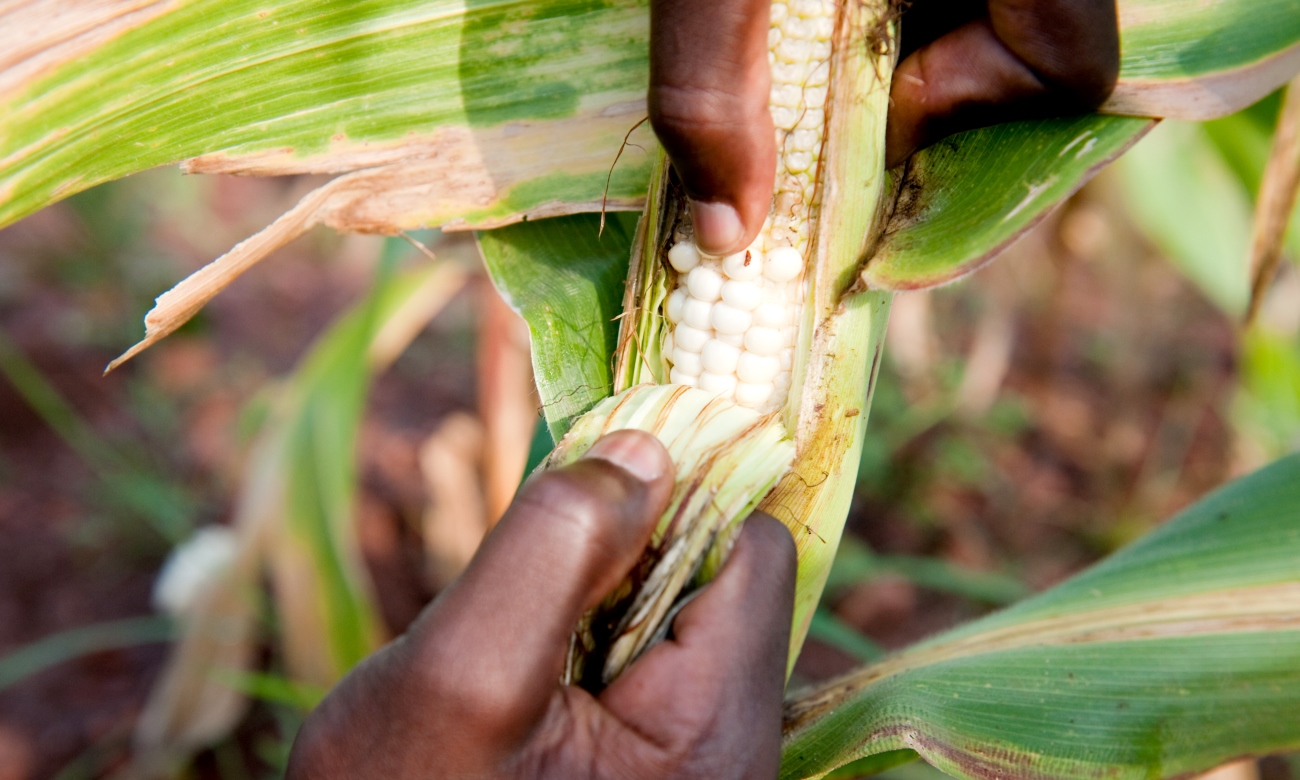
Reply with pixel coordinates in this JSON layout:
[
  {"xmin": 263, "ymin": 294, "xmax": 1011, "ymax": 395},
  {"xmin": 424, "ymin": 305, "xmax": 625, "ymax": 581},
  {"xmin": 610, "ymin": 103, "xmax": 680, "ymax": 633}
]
[
  {"xmin": 863, "ymin": 116, "xmax": 1153, "ymax": 291},
  {"xmin": 1105, "ymin": 0, "xmax": 1300, "ymax": 120},
  {"xmin": 3, "ymin": 0, "xmax": 1297, "ymax": 235},
  {"xmin": 0, "ymin": 0, "xmax": 654, "ymax": 232},
  {"xmin": 781, "ymin": 454, "xmax": 1300, "ymax": 780}
]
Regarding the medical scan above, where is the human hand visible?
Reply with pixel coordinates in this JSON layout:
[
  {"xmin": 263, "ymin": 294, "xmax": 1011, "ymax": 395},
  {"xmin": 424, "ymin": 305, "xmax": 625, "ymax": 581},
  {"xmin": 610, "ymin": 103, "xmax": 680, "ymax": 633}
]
[
  {"xmin": 648, "ymin": 0, "xmax": 1120, "ymax": 256},
  {"xmin": 287, "ymin": 430, "xmax": 797, "ymax": 780}
]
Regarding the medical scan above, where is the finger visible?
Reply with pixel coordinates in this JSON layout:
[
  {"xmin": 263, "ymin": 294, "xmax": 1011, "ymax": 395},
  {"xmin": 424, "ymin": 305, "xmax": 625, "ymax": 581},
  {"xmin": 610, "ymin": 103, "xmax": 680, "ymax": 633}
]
[
  {"xmin": 886, "ymin": 0, "xmax": 1119, "ymax": 168},
  {"xmin": 600, "ymin": 515, "xmax": 796, "ymax": 776},
  {"xmin": 987, "ymin": 0, "xmax": 1120, "ymax": 107},
  {"xmin": 408, "ymin": 430, "xmax": 675, "ymax": 743},
  {"xmin": 649, "ymin": 0, "xmax": 776, "ymax": 256}
]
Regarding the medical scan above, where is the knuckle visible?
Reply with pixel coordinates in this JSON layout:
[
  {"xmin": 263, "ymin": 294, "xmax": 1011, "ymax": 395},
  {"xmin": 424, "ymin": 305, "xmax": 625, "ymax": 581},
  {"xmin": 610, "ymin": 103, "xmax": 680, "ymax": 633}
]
[
  {"xmin": 413, "ymin": 641, "xmax": 521, "ymax": 732},
  {"xmin": 649, "ymin": 84, "xmax": 755, "ymax": 148}
]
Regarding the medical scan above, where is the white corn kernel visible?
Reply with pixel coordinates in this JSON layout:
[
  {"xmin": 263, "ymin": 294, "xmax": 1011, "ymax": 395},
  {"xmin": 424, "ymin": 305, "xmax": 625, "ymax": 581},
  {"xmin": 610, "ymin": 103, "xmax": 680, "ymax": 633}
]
[
  {"xmin": 772, "ymin": 61, "xmax": 803, "ymax": 84},
  {"xmin": 796, "ymin": 109, "xmax": 824, "ymax": 129},
  {"xmin": 744, "ymin": 326, "xmax": 784, "ymax": 356},
  {"xmin": 738, "ymin": 352, "xmax": 782, "ymax": 384},
  {"xmin": 674, "ymin": 324, "xmax": 710, "ymax": 353},
  {"xmin": 722, "ymin": 250, "xmax": 763, "ymax": 282},
  {"xmin": 686, "ymin": 266, "xmax": 724, "ymax": 302},
  {"xmin": 721, "ymin": 280, "xmax": 762, "ymax": 311},
  {"xmin": 701, "ymin": 339, "xmax": 742, "ymax": 375},
  {"xmin": 812, "ymin": 16, "xmax": 834, "ymax": 41},
  {"xmin": 806, "ymin": 61, "xmax": 829, "ymax": 87},
  {"xmin": 666, "ymin": 287, "xmax": 687, "ymax": 324},
  {"xmin": 764, "ymin": 246, "xmax": 804, "ymax": 282},
  {"xmin": 711, "ymin": 302, "xmax": 753, "ymax": 334},
  {"xmin": 670, "ymin": 367, "xmax": 700, "ymax": 387},
  {"xmin": 735, "ymin": 381, "xmax": 775, "ymax": 408},
  {"xmin": 700, "ymin": 371, "xmax": 738, "ymax": 399},
  {"xmin": 753, "ymin": 302, "xmax": 788, "ymax": 328},
  {"xmin": 771, "ymin": 83, "xmax": 803, "ymax": 108},
  {"xmin": 786, "ymin": 151, "xmax": 813, "ymax": 174},
  {"xmin": 672, "ymin": 347, "xmax": 703, "ymax": 376},
  {"xmin": 793, "ymin": 129, "xmax": 820, "ymax": 151},
  {"xmin": 780, "ymin": 16, "xmax": 807, "ymax": 39},
  {"xmin": 776, "ymin": 37, "xmax": 811, "ymax": 64},
  {"xmin": 682, "ymin": 297, "xmax": 713, "ymax": 330},
  {"xmin": 716, "ymin": 331, "xmax": 745, "ymax": 348},
  {"xmin": 668, "ymin": 242, "xmax": 701, "ymax": 273},
  {"xmin": 771, "ymin": 107, "xmax": 800, "ymax": 131}
]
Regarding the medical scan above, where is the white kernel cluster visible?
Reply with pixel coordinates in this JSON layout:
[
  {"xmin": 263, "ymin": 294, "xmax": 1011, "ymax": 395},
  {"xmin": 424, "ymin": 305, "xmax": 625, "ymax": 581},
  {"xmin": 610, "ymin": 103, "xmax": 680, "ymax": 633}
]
[
  {"xmin": 663, "ymin": 239, "xmax": 803, "ymax": 413},
  {"xmin": 767, "ymin": 0, "xmax": 834, "ymax": 254},
  {"xmin": 661, "ymin": 0, "xmax": 833, "ymax": 412}
]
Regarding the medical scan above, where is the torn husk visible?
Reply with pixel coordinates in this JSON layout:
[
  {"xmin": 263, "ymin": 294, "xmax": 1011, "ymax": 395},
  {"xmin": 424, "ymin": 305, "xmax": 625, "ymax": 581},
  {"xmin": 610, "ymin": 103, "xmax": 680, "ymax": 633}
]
[{"xmin": 550, "ymin": 0, "xmax": 900, "ymax": 687}]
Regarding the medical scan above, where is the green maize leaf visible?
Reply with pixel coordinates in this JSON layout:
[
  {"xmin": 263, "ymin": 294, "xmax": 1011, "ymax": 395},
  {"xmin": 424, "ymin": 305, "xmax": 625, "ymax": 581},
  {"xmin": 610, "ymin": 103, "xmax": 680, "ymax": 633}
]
[
  {"xmin": 780, "ymin": 453, "xmax": 1300, "ymax": 780},
  {"xmin": 1105, "ymin": 0, "xmax": 1300, "ymax": 120},
  {"xmin": 0, "ymin": 616, "xmax": 175, "ymax": 693},
  {"xmin": 0, "ymin": 0, "xmax": 655, "ymax": 233},
  {"xmin": 258, "ymin": 247, "xmax": 466, "ymax": 685},
  {"xmin": 1234, "ymin": 329, "xmax": 1300, "ymax": 458},
  {"xmin": 478, "ymin": 212, "xmax": 636, "ymax": 441},
  {"xmin": 808, "ymin": 608, "xmax": 887, "ymax": 664},
  {"xmin": 3, "ymin": 0, "xmax": 1299, "ymax": 237},
  {"xmin": 1118, "ymin": 120, "xmax": 1255, "ymax": 316},
  {"xmin": 823, "ymin": 750, "xmax": 921, "ymax": 780},
  {"xmin": 863, "ymin": 115, "xmax": 1154, "ymax": 291}
]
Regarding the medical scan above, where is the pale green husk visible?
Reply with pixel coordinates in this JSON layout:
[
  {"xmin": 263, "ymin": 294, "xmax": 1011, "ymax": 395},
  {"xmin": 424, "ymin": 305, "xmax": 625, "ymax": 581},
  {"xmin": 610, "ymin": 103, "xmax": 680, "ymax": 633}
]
[{"xmin": 546, "ymin": 383, "xmax": 795, "ymax": 685}]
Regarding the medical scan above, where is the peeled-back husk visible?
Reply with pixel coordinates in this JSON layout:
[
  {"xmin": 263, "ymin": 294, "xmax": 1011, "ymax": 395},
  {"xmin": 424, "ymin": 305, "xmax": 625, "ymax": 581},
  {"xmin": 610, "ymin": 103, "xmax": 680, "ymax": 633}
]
[{"xmin": 551, "ymin": 0, "xmax": 900, "ymax": 686}]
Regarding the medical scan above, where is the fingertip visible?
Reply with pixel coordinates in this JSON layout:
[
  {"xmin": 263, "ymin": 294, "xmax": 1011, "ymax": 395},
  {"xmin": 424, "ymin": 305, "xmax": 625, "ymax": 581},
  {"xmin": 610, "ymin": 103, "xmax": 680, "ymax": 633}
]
[
  {"xmin": 672, "ymin": 512, "xmax": 796, "ymax": 643},
  {"xmin": 583, "ymin": 429, "xmax": 673, "ymax": 487},
  {"xmin": 689, "ymin": 200, "xmax": 746, "ymax": 256},
  {"xmin": 732, "ymin": 513, "xmax": 797, "ymax": 602}
]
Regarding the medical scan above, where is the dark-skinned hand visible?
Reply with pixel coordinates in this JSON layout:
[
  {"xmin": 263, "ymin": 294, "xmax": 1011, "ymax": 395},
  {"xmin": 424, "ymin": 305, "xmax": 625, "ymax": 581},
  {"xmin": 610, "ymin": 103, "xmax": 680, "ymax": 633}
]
[
  {"xmin": 287, "ymin": 430, "xmax": 797, "ymax": 779},
  {"xmin": 649, "ymin": 0, "xmax": 1121, "ymax": 255}
]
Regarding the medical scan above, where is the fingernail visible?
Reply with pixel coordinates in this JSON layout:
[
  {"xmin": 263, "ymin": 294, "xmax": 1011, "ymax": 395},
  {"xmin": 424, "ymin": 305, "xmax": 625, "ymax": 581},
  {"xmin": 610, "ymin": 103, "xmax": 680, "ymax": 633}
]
[
  {"xmin": 584, "ymin": 431, "xmax": 669, "ymax": 484},
  {"xmin": 690, "ymin": 200, "xmax": 745, "ymax": 256}
]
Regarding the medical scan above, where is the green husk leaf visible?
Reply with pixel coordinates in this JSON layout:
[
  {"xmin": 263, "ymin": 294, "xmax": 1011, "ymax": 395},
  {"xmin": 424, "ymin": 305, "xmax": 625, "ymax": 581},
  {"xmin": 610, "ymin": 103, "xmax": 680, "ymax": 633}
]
[
  {"xmin": 478, "ymin": 212, "xmax": 637, "ymax": 441},
  {"xmin": 1104, "ymin": 0, "xmax": 1300, "ymax": 119},
  {"xmin": 780, "ymin": 453, "xmax": 1300, "ymax": 780},
  {"xmin": 863, "ymin": 115, "xmax": 1153, "ymax": 291}
]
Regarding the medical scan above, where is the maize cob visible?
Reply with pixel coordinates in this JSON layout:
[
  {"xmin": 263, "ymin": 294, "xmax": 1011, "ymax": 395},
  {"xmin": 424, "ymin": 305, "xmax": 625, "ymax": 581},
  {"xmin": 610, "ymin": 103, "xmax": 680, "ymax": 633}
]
[
  {"xmin": 662, "ymin": 0, "xmax": 835, "ymax": 414},
  {"xmin": 549, "ymin": 0, "xmax": 897, "ymax": 688}
]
